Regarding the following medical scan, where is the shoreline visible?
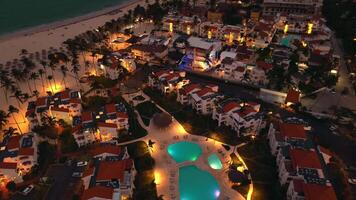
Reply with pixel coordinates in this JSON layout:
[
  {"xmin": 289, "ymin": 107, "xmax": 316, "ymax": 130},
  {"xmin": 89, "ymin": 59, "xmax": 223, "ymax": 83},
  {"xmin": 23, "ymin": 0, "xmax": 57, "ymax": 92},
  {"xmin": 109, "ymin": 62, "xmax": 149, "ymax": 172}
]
[{"xmin": 0, "ymin": 0, "xmax": 141, "ymax": 42}]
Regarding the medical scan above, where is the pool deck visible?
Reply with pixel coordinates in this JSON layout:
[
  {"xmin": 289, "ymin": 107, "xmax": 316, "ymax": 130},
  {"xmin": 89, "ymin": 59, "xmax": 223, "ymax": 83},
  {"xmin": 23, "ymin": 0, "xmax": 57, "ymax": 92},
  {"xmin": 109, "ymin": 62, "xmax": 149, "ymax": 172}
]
[{"xmin": 144, "ymin": 118, "xmax": 245, "ymax": 200}]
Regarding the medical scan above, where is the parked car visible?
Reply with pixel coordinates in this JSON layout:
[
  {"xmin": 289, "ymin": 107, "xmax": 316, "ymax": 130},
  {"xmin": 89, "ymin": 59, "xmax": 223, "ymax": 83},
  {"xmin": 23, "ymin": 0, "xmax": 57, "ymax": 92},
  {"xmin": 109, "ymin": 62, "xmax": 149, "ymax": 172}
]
[
  {"xmin": 72, "ymin": 172, "xmax": 83, "ymax": 178},
  {"xmin": 76, "ymin": 161, "xmax": 88, "ymax": 167},
  {"xmin": 21, "ymin": 185, "xmax": 34, "ymax": 195},
  {"xmin": 348, "ymin": 178, "xmax": 356, "ymax": 185}
]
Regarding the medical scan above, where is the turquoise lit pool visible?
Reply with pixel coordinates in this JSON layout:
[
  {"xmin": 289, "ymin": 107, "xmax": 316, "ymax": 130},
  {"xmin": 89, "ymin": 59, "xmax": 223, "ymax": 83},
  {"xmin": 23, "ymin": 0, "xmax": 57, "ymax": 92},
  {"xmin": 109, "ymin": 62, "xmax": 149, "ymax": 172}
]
[
  {"xmin": 208, "ymin": 154, "xmax": 223, "ymax": 170},
  {"xmin": 280, "ymin": 34, "xmax": 301, "ymax": 47},
  {"xmin": 167, "ymin": 141, "xmax": 202, "ymax": 163},
  {"xmin": 179, "ymin": 165, "xmax": 221, "ymax": 200}
]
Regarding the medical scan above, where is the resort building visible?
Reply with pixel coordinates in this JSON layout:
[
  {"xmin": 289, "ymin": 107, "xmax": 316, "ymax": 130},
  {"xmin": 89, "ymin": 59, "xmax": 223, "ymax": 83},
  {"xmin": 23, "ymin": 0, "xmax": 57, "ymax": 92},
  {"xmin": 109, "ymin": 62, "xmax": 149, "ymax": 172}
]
[
  {"xmin": 285, "ymin": 89, "xmax": 301, "ymax": 107},
  {"xmin": 0, "ymin": 133, "xmax": 39, "ymax": 183},
  {"xmin": 26, "ymin": 89, "xmax": 82, "ymax": 128},
  {"xmin": 186, "ymin": 36, "xmax": 222, "ymax": 71},
  {"xmin": 162, "ymin": 15, "xmax": 201, "ymax": 35},
  {"xmin": 130, "ymin": 44, "xmax": 168, "ymax": 64},
  {"xmin": 276, "ymin": 148, "xmax": 325, "ymax": 185},
  {"xmin": 81, "ymin": 159, "xmax": 135, "ymax": 200},
  {"xmin": 90, "ymin": 144, "xmax": 129, "ymax": 160},
  {"xmin": 99, "ymin": 52, "xmax": 136, "ymax": 79},
  {"xmin": 148, "ymin": 70, "xmax": 189, "ymax": 94},
  {"xmin": 213, "ymin": 99, "xmax": 264, "ymax": 136},
  {"xmin": 246, "ymin": 21, "xmax": 276, "ymax": 48},
  {"xmin": 189, "ymin": 85, "xmax": 223, "ymax": 115},
  {"xmin": 267, "ymin": 122, "xmax": 309, "ymax": 156},
  {"xmin": 177, "ymin": 83, "xmax": 201, "ymax": 104},
  {"xmin": 287, "ymin": 180, "xmax": 337, "ymax": 200},
  {"xmin": 199, "ymin": 22, "xmax": 223, "ymax": 39},
  {"xmin": 262, "ymin": 0, "xmax": 323, "ymax": 17},
  {"xmin": 72, "ymin": 125, "xmax": 96, "ymax": 147},
  {"xmin": 220, "ymin": 25, "xmax": 245, "ymax": 45}
]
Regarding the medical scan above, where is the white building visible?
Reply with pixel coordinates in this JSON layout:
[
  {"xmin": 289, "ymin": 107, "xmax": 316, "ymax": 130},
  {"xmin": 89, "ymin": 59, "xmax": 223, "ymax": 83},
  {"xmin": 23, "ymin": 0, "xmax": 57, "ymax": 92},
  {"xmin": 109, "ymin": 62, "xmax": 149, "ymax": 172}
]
[
  {"xmin": 177, "ymin": 83, "xmax": 201, "ymax": 105},
  {"xmin": 190, "ymin": 85, "xmax": 223, "ymax": 115},
  {"xmin": 286, "ymin": 179, "xmax": 337, "ymax": 200},
  {"xmin": 148, "ymin": 70, "xmax": 188, "ymax": 94}
]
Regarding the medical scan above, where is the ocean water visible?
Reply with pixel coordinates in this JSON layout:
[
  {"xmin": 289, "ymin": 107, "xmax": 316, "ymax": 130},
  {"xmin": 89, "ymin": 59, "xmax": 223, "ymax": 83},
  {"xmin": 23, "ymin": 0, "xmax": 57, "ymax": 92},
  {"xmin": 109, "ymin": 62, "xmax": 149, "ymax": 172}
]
[{"xmin": 0, "ymin": 0, "xmax": 127, "ymax": 36}]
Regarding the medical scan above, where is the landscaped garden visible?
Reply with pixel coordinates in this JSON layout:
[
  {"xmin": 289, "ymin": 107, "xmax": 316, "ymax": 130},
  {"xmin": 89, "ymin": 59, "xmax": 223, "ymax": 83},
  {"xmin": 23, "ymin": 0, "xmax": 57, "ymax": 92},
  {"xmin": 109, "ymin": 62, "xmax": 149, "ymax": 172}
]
[
  {"xmin": 127, "ymin": 141, "xmax": 159, "ymax": 200},
  {"xmin": 135, "ymin": 101, "xmax": 162, "ymax": 126}
]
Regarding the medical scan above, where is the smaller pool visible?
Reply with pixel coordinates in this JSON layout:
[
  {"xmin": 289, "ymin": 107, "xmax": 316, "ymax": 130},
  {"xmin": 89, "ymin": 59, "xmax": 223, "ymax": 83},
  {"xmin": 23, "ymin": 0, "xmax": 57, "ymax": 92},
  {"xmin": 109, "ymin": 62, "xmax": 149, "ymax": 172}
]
[
  {"xmin": 167, "ymin": 141, "xmax": 202, "ymax": 163},
  {"xmin": 280, "ymin": 34, "xmax": 301, "ymax": 47},
  {"xmin": 208, "ymin": 154, "xmax": 223, "ymax": 170}
]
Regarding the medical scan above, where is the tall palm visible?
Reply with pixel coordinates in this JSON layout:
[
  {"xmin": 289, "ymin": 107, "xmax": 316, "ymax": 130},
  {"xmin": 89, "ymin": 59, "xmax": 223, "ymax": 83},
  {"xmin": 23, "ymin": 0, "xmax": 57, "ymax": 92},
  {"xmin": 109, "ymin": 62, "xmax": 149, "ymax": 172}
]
[
  {"xmin": 47, "ymin": 75, "xmax": 54, "ymax": 93},
  {"xmin": 30, "ymin": 72, "xmax": 39, "ymax": 91},
  {"xmin": 90, "ymin": 49, "xmax": 98, "ymax": 75},
  {"xmin": 60, "ymin": 65, "xmax": 68, "ymax": 88},
  {"xmin": 0, "ymin": 110, "xmax": 9, "ymax": 131},
  {"xmin": 0, "ymin": 76, "xmax": 16, "ymax": 104},
  {"xmin": 10, "ymin": 90, "xmax": 24, "ymax": 108},
  {"xmin": 10, "ymin": 68, "xmax": 23, "ymax": 89},
  {"xmin": 49, "ymin": 64, "xmax": 57, "ymax": 89},
  {"xmin": 32, "ymin": 90, "xmax": 40, "ymax": 98},
  {"xmin": 71, "ymin": 64, "xmax": 81, "ymax": 87},
  {"xmin": 3, "ymin": 127, "xmax": 19, "ymax": 138},
  {"xmin": 22, "ymin": 68, "xmax": 33, "ymax": 93},
  {"xmin": 8, "ymin": 105, "xmax": 23, "ymax": 134},
  {"xmin": 38, "ymin": 69, "xmax": 46, "ymax": 93}
]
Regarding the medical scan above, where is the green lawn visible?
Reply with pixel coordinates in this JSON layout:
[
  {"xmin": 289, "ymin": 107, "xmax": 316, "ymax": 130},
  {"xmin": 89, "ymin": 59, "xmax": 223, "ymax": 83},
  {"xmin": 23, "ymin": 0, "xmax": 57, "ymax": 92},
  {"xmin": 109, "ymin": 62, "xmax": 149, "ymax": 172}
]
[{"xmin": 136, "ymin": 101, "xmax": 162, "ymax": 126}]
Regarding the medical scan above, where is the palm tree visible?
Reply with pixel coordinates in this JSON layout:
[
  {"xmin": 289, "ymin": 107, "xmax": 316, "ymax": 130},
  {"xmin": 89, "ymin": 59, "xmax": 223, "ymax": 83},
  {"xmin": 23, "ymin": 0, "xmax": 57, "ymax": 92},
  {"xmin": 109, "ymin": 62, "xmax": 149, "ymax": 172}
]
[
  {"xmin": 3, "ymin": 127, "xmax": 19, "ymax": 138},
  {"xmin": 38, "ymin": 69, "xmax": 46, "ymax": 93},
  {"xmin": 0, "ymin": 110, "xmax": 9, "ymax": 131},
  {"xmin": 0, "ymin": 76, "xmax": 16, "ymax": 104},
  {"xmin": 8, "ymin": 105, "xmax": 23, "ymax": 134},
  {"xmin": 47, "ymin": 75, "xmax": 55, "ymax": 93},
  {"xmin": 10, "ymin": 90, "xmax": 24, "ymax": 108},
  {"xmin": 32, "ymin": 90, "xmax": 40, "ymax": 98},
  {"xmin": 60, "ymin": 65, "xmax": 68, "ymax": 88},
  {"xmin": 90, "ymin": 49, "xmax": 98, "ymax": 75},
  {"xmin": 10, "ymin": 68, "xmax": 23, "ymax": 89},
  {"xmin": 30, "ymin": 72, "xmax": 39, "ymax": 91},
  {"xmin": 22, "ymin": 68, "xmax": 33, "ymax": 93},
  {"xmin": 49, "ymin": 64, "xmax": 57, "ymax": 89},
  {"xmin": 71, "ymin": 64, "xmax": 81, "ymax": 88}
]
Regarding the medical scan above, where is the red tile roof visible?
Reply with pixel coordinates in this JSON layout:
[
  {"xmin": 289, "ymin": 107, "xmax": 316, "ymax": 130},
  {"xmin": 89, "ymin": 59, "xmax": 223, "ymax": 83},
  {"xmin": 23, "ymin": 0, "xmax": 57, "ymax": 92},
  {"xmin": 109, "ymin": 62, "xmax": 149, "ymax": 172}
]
[
  {"xmin": 59, "ymin": 90, "xmax": 70, "ymax": 100},
  {"xmin": 195, "ymin": 87, "xmax": 213, "ymax": 97},
  {"xmin": 72, "ymin": 125, "xmax": 82, "ymax": 134},
  {"xmin": 70, "ymin": 98, "xmax": 81, "ymax": 104},
  {"xmin": 222, "ymin": 102, "xmax": 240, "ymax": 113},
  {"xmin": 236, "ymin": 106, "xmax": 256, "ymax": 117},
  {"xmin": 18, "ymin": 148, "xmax": 34, "ymax": 156},
  {"xmin": 97, "ymin": 122, "xmax": 117, "ymax": 128},
  {"xmin": 35, "ymin": 97, "xmax": 47, "ymax": 106},
  {"xmin": 81, "ymin": 186, "xmax": 113, "ymax": 200},
  {"xmin": 105, "ymin": 104, "xmax": 117, "ymax": 114},
  {"xmin": 303, "ymin": 183, "xmax": 337, "ymax": 200},
  {"xmin": 318, "ymin": 146, "xmax": 332, "ymax": 156},
  {"xmin": 256, "ymin": 60, "xmax": 273, "ymax": 71},
  {"xmin": 6, "ymin": 136, "xmax": 21, "ymax": 150},
  {"xmin": 180, "ymin": 84, "xmax": 200, "ymax": 95},
  {"xmin": 116, "ymin": 112, "xmax": 128, "ymax": 119},
  {"xmin": 280, "ymin": 123, "xmax": 307, "ymax": 139},
  {"xmin": 81, "ymin": 112, "xmax": 93, "ymax": 122},
  {"xmin": 286, "ymin": 89, "xmax": 301, "ymax": 104},
  {"xmin": 91, "ymin": 145, "xmax": 121, "ymax": 157},
  {"xmin": 51, "ymin": 107, "xmax": 69, "ymax": 113},
  {"xmin": 292, "ymin": 179, "xmax": 304, "ymax": 194},
  {"xmin": 83, "ymin": 166, "xmax": 94, "ymax": 177},
  {"xmin": 0, "ymin": 162, "xmax": 17, "ymax": 169},
  {"xmin": 96, "ymin": 159, "xmax": 133, "ymax": 181},
  {"xmin": 290, "ymin": 149, "xmax": 322, "ymax": 169}
]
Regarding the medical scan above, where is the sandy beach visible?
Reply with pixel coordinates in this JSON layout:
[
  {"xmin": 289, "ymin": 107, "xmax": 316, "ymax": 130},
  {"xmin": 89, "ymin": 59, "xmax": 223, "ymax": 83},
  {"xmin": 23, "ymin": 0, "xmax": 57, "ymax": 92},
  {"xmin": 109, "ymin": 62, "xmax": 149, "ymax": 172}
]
[{"xmin": 0, "ymin": 0, "xmax": 151, "ymax": 64}]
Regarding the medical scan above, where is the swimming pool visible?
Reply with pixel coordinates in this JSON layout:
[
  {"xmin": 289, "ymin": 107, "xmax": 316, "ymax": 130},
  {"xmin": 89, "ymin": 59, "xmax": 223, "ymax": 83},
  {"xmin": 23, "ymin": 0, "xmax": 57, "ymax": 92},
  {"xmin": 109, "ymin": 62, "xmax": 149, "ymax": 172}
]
[
  {"xmin": 167, "ymin": 141, "xmax": 202, "ymax": 163},
  {"xmin": 208, "ymin": 154, "xmax": 223, "ymax": 170},
  {"xmin": 179, "ymin": 165, "xmax": 221, "ymax": 200},
  {"xmin": 280, "ymin": 34, "xmax": 301, "ymax": 47}
]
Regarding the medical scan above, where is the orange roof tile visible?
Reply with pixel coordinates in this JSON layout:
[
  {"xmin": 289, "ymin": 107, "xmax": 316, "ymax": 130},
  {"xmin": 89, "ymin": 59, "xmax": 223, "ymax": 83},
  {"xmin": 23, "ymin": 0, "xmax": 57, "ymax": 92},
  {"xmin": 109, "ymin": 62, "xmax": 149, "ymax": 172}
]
[
  {"xmin": 236, "ymin": 106, "xmax": 256, "ymax": 117},
  {"xmin": 290, "ymin": 149, "xmax": 322, "ymax": 169},
  {"xmin": 286, "ymin": 89, "xmax": 301, "ymax": 104},
  {"xmin": 51, "ymin": 107, "xmax": 69, "ymax": 113},
  {"xmin": 91, "ymin": 145, "xmax": 121, "ymax": 157},
  {"xmin": 222, "ymin": 102, "xmax": 240, "ymax": 113},
  {"xmin": 280, "ymin": 123, "xmax": 307, "ymax": 139},
  {"xmin": 59, "ymin": 90, "xmax": 70, "ymax": 100},
  {"xmin": 6, "ymin": 136, "xmax": 21, "ymax": 150},
  {"xmin": 81, "ymin": 186, "xmax": 113, "ymax": 200},
  {"xmin": 35, "ymin": 97, "xmax": 47, "ymax": 106},
  {"xmin": 195, "ymin": 87, "xmax": 213, "ymax": 97},
  {"xmin": 0, "ymin": 162, "xmax": 17, "ymax": 169},
  {"xmin": 81, "ymin": 112, "xmax": 93, "ymax": 122},
  {"xmin": 318, "ymin": 146, "xmax": 332, "ymax": 156},
  {"xmin": 180, "ymin": 84, "xmax": 200, "ymax": 95},
  {"xmin": 116, "ymin": 112, "xmax": 128, "ymax": 119},
  {"xmin": 303, "ymin": 183, "xmax": 337, "ymax": 200},
  {"xmin": 18, "ymin": 148, "xmax": 34, "ymax": 156},
  {"xmin": 70, "ymin": 98, "xmax": 81, "ymax": 104},
  {"xmin": 97, "ymin": 122, "xmax": 117, "ymax": 128},
  {"xmin": 96, "ymin": 159, "xmax": 133, "ymax": 181},
  {"xmin": 83, "ymin": 166, "xmax": 94, "ymax": 177},
  {"xmin": 105, "ymin": 104, "xmax": 117, "ymax": 114}
]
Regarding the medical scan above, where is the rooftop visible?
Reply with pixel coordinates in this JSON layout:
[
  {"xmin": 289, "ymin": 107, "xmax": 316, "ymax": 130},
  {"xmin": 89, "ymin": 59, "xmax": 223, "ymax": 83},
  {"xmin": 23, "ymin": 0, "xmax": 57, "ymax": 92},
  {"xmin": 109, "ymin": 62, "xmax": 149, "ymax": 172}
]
[
  {"xmin": 290, "ymin": 149, "xmax": 322, "ymax": 169},
  {"xmin": 96, "ymin": 159, "xmax": 133, "ymax": 181},
  {"xmin": 280, "ymin": 123, "xmax": 307, "ymax": 140},
  {"xmin": 302, "ymin": 183, "xmax": 337, "ymax": 200},
  {"xmin": 82, "ymin": 186, "xmax": 113, "ymax": 200}
]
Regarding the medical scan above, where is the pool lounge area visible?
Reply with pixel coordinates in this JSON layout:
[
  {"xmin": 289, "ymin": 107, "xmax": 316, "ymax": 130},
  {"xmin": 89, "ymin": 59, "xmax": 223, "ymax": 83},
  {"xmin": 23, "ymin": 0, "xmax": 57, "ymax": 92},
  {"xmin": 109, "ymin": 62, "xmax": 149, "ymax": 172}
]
[{"xmin": 167, "ymin": 141, "xmax": 221, "ymax": 200}]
